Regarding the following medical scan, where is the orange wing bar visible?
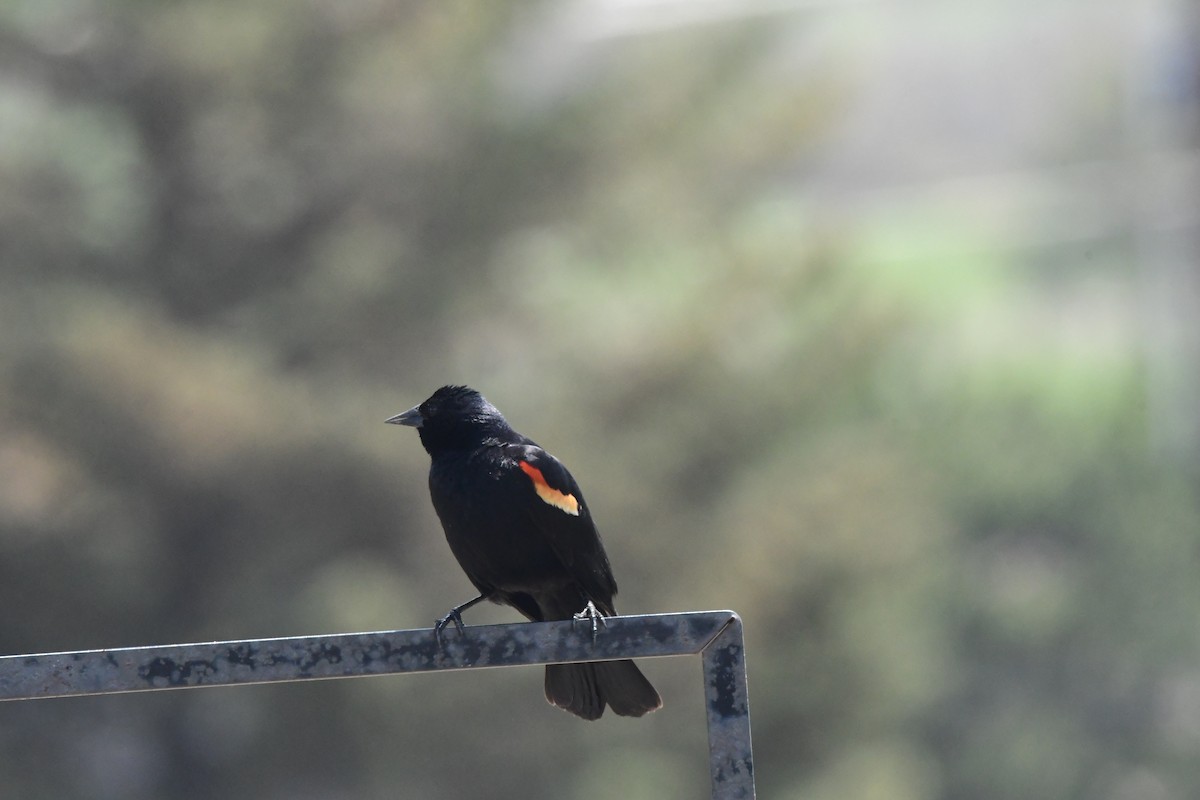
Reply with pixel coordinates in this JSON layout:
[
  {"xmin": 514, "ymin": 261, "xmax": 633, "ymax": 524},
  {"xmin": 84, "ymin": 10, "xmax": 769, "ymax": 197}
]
[{"xmin": 518, "ymin": 461, "xmax": 581, "ymax": 516}]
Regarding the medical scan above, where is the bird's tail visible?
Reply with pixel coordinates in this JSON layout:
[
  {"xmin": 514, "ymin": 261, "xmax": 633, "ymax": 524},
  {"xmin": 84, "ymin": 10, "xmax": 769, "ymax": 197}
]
[{"xmin": 544, "ymin": 660, "xmax": 662, "ymax": 720}]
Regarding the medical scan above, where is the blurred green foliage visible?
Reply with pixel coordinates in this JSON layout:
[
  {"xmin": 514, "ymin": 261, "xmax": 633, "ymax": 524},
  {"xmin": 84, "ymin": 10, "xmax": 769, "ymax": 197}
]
[{"xmin": 1, "ymin": 2, "xmax": 1197, "ymax": 799}]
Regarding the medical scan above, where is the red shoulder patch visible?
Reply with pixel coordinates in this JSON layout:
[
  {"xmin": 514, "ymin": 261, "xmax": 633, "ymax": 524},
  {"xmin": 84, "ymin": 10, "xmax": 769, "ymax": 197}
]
[{"xmin": 518, "ymin": 461, "xmax": 581, "ymax": 516}]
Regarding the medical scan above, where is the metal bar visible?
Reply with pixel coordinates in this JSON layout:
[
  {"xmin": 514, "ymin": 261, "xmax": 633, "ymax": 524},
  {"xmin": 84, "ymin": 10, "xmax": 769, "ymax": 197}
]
[
  {"xmin": 0, "ymin": 611, "xmax": 732, "ymax": 700},
  {"xmin": 701, "ymin": 613, "xmax": 755, "ymax": 800},
  {"xmin": 0, "ymin": 610, "xmax": 756, "ymax": 799}
]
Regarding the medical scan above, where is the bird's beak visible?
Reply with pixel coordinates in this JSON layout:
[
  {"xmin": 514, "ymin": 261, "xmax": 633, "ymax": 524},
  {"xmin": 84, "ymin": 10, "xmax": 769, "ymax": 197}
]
[{"xmin": 385, "ymin": 405, "xmax": 424, "ymax": 428}]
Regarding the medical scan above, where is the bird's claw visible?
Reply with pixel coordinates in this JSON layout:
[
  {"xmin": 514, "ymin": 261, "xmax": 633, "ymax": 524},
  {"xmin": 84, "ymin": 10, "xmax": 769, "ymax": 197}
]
[
  {"xmin": 434, "ymin": 608, "xmax": 466, "ymax": 650},
  {"xmin": 572, "ymin": 600, "xmax": 608, "ymax": 642}
]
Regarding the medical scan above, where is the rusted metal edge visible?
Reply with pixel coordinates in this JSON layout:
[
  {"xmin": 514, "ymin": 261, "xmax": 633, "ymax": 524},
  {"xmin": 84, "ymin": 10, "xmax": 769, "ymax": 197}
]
[{"xmin": 701, "ymin": 613, "xmax": 755, "ymax": 800}]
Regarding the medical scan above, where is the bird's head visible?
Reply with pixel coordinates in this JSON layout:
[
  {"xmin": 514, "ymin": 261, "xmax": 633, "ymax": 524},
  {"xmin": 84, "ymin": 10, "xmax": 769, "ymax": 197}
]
[{"xmin": 386, "ymin": 385, "xmax": 508, "ymax": 453}]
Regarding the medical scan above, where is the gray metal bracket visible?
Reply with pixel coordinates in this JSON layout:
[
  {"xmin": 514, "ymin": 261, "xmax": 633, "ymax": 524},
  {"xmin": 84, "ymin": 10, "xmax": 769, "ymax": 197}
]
[{"xmin": 0, "ymin": 610, "xmax": 754, "ymax": 799}]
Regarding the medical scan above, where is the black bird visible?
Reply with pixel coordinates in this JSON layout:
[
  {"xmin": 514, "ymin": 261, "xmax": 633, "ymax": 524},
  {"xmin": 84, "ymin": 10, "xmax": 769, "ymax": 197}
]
[{"xmin": 387, "ymin": 385, "xmax": 662, "ymax": 720}]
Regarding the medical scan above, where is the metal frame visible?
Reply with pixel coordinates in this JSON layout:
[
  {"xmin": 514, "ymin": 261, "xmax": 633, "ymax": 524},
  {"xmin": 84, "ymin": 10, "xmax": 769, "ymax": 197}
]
[{"xmin": 0, "ymin": 610, "xmax": 754, "ymax": 799}]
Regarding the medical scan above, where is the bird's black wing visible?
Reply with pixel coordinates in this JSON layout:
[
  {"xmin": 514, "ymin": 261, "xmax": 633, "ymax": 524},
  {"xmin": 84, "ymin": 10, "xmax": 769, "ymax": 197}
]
[{"xmin": 503, "ymin": 442, "xmax": 618, "ymax": 612}]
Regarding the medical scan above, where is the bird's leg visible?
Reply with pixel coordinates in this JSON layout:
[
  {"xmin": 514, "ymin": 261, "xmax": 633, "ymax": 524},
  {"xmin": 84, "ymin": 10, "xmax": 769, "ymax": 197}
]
[
  {"xmin": 434, "ymin": 593, "xmax": 489, "ymax": 648},
  {"xmin": 572, "ymin": 600, "xmax": 609, "ymax": 642}
]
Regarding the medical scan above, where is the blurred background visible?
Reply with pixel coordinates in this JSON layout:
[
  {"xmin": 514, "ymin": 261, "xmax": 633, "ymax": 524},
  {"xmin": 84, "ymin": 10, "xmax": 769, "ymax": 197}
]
[{"xmin": 1, "ymin": 0, "xmax": 1198, "ymax": 798}]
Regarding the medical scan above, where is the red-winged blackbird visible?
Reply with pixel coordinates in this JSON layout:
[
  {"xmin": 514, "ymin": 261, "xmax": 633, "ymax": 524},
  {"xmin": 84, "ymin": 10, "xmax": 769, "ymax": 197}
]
[{"xmin": 387, "ymin": 385, "xmax": 662, "ymax": 720}]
